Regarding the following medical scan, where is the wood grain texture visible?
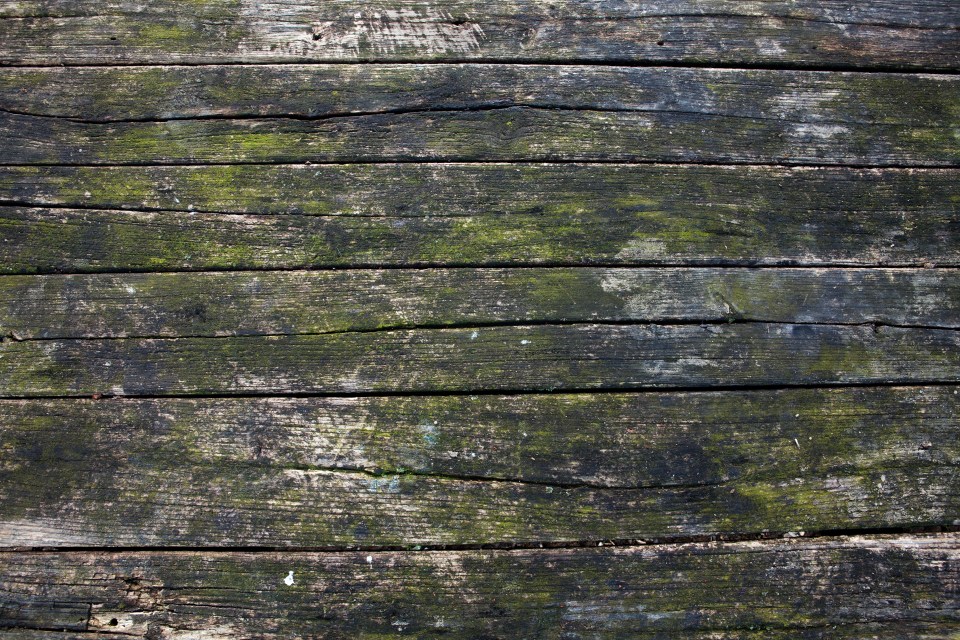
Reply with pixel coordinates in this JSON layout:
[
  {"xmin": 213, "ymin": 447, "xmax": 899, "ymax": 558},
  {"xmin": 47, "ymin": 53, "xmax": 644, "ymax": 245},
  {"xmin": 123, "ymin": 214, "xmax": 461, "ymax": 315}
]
[
  {"xmin": 1, "ymin": 1, "xmax": 958, "ymax": 68},
  {"xmin": 1, "ymin": 268, "xmax": 958, "ymax": 340},
  {"xmin": 2, "ymin": 65, "xmax": 957, "ymax": 126},
  {"xmin": 1, "ymin": 535, "xmax": 958, "ymax": 637},
  {"xmin": 2, "ymin": 67, "xmax": 956, "ymax": 166},
  {"xmin": 5, "ymin": 164, "xmax": 956, "ymax": 219},
  {"xmin": 1, "ymin": 323, "xmax": 959, "ymax": 397},
  {"xmin": 2, "ymin": 166, "xmax": 958, "ymax": 273},
  {"xmin": 0, "ymin": 387, "xmax": 956, "ymax": 546}
]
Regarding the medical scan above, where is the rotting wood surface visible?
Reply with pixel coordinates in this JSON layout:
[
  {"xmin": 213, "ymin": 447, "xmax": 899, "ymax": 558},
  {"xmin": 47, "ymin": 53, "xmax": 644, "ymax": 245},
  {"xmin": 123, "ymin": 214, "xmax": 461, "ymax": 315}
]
[{"xmin": 0, "ymin": 1, "xmax": 958, "ymax": 637}]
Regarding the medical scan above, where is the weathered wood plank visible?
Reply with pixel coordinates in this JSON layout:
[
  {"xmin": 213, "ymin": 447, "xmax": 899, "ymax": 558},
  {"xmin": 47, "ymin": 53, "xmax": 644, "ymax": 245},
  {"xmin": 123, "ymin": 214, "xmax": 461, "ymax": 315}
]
[
  {"xmin": 0, "ymin": 387, "xmax": 956, "ymax": 546},
  {"xmin": 1, "ymin": 1, "xmax": 957, "ymax": 69},
  {"xmin": 1, "ymin": 323, "xmax": 959, "ymax": 397},
  {"xmin": 2, "ymin": 268, "xmax": 957, "ymax": 340},
  {"xmin": 2, "ymin": 166, "xmax": 958, "ymax": 273},
  {"xmin": 5, "ymin": 164, "xmax": 955, "ymax": 219},
  {"xmin": 2, "ymin": 67, "xmax": 956, "ymax": 165},
  {"xmin": 1, "ymin": 535, "xmax": 958, "ymax": 637},
  {"xmin": 3, "ymin": 65, "xmax": 957, "ymax": 128}
]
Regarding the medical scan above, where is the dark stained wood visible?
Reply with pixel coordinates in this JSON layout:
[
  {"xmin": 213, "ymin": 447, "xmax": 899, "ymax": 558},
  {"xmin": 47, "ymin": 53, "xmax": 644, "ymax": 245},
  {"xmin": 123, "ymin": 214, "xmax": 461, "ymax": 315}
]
[
  {"xmin": 0, "ymin": 387, "xmax": 955, "ymax": 546},
  {"xmin": 1, "ymin": 1, "xmax": 958, "ymax": 68},
  {"xmin": 1, "ymin": 67, "xmax": 956, "ymax": 165},
  {"xmin": 1, "ymin": 268, "xmax": 958, "ymax": 340},
  {"xmin": 1, "ymin": 535, "xmax": 958, "ymax": 637},
  {"xmin": 1, "ymin": 323, "xmax": 959, "ymax": 397}
]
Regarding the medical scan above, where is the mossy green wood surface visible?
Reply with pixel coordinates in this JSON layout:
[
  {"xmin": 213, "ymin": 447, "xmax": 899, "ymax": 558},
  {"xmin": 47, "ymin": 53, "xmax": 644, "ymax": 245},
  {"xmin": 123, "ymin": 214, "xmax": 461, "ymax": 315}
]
[
  {"xmin": 1, "ymin": 0, "xmax": 959, "ymax": 633},
  {"xmin": 1, "ymin": 535, "xmax": 958, "ymax": 637},
  {"xmin": 0, "ymin": 268, "xmax": 958, "ymax": 340},
  {"xmin": 0, "ymin": 388, "xmax": 956, "ymax": 546},
  {"xmin": 3, "ymin": 164, "xmax": 955, "ymax": 221},
  {"xmin": 1, "ymin": 323, "xmax": 959, "ymax": 397},
  {"xmin": 1, "ymin": 67, "xmax": 957, "ymax": 165},
  {"xmin": 2, "ymin": 166, "xmax": 959, "ymax": 274},
  {"xmin": 1, "ymin": 1, "xmax": 958, "ymax": 68}
]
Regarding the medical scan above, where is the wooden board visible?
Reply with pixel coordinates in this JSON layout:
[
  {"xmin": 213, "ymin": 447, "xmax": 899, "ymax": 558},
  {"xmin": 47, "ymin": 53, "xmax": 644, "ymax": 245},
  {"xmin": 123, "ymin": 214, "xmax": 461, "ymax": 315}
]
[
  {"xmin": 2, "ymin": 323, "xmax": 960, "ymax": 397},
  {"xmin": 2, "ymin": 268, "xmax": 958, "ymax": 340},
  {"xmin": 1, "ymin": 535, "xmax": 958, "ymax": 637},
  {"xmin": 0, "ymin": 387, "xmax": 956, "ymax": 546},
  {"xmin": 1, "ymin": 1, "xmax": 958, "ymax": 69},
  {"xmin": 2, "ymin": 165, "xmax": 959, "ymax": 273},
  {"xmin": 1, "ymin": 67, "xmax": 956, "ymax": 165}
]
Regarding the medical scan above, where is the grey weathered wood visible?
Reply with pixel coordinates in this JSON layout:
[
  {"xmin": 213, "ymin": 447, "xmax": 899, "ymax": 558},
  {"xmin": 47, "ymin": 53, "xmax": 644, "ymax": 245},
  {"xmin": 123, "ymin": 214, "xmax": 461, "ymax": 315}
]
[
  {"xmin": 1, "ymin": 268, "xmax": 957, "ymax": 340},
  {"xmin": 1, "ymin": 323, "xmax": 959, "ymax": 397},
  {"xmin": 0, "ymin": 387, "xmax": 956, "ymax": 546},
  {"xmin": 1, "ymin": 1, "xmax": 958, "ymax": 68},
  {"xmin": 2, "ymin": 166, "xmax": 958, "ymax": 273},
  {"xmin": 1, "ymin": 67, "xmax": 956, "ymax": 165},
  {"xmin": 1, "ymin": 535, "xmax": 958, "ymax": 637}
]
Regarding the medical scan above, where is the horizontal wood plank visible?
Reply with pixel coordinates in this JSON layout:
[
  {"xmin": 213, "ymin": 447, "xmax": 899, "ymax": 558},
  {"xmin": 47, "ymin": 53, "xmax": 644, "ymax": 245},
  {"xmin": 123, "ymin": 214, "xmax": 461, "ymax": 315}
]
[
  {"xmin": 1, "ymin": 1, "xmax": 958, "ymax": 68},
  {"xmin": 1, "ymin": 323, "xmax": 959, "ymax": 397},
  {"xmin": 1, "ymin": 535, "xmax": 958, "ymax": 637},
  {"xmin": 5, "ymin": 164, "xmax": 956, "ymax": 219},
  {"xmin": 1, "ymin": 268, "xmax": 958, "ymax": 340},
  {"xmin": 0, "ymin": 387, "xmax": 956, "ymax": 546},
  {"xmin": 2, "ymin": 65, "xmax": 957, "ymax": 126},
  {"xmin": 2, "ymin": 166, "xmax": 958, "ymax": 273},
  {"xmin": 1, "ymin": 67, "xmax": 956, "ymax": 165}
]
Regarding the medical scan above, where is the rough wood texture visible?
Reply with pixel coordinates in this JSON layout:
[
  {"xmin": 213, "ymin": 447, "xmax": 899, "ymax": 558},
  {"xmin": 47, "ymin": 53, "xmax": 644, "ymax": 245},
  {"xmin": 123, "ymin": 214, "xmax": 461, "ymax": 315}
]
[
  {"xmin": 1, "ymin": 268, "xmax": 958, "ymax": 340},
  {"xmin": 5, "ymin": 164, "xmax": 956, "ymax": 219},
  {"xmin": 2, "ymin": 166, "xmax": 958, "ymax": 273},
  {"xmin": 0, "ymin": 387, "xmax": 956, "ymax": 546},
  {"xmin": 1, "ymin": 535, "xmax": 958, "ymax": 637},
  {"xmin": 2, "ymin": 65, "xmax": 957, "ymax": 126},
  {"xmin": 1, "ymin": 1, "xmax": 958, "ymax": 69},
  {"xmin": 2, "ymin": 323, "xmax": 959, "ymax": 397},
  {"xmin": 1, "ymin": 67, "xmax": 956, "ymax": 165}
]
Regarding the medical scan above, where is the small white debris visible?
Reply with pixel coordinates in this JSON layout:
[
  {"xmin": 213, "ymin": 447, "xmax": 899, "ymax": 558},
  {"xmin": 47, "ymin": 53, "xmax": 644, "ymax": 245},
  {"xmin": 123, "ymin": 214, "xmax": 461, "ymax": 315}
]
[
  {"xmin": 283, "ymin": 571, "xmax": 295, "ymax": 586},
  {"xmin": 366, "ymin": 555, "xmax": 373, "ymax": 565},
  {"xmin": 794, "ymin": 438, "xmax": 801, "ymax": 450},
  {"xmin": 520, "ymin": 339, "xmax": 531, "ymax": 345},
  {"xmin": 84, "ymin": 191, "xmax": 92, "ymax": 198},
  {"xmin": 470, "ymin": 331, "xmax": 478, "ymax": 340}
]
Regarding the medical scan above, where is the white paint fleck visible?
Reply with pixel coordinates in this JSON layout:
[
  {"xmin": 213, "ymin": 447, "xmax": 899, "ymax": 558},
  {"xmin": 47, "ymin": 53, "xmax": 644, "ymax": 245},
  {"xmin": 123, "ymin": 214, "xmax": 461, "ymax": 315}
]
[
  {"xmin": 755, "ymin": 37, "xmax": 786, "ymax": 55},
  {"xmin": 792, "ymin": 124, "xmax": 850, "ymax": 140},
  {"xmin": 83, "ymin": 191, "xmax": 92, "ymax": 198},
  {"xmin": 283, "ymin": 571, "xmax": 295, "ymax": 586},
  {"xmin": 366, "ymin": 555, "xmax": 374, "ymax": 564},
  {"xmin": 470, "ymin": 331, "xmax": 478, "ymax": 339},
  {"xmin": 520, "ymin": 339, "xmax": 531, "ymax": 345}
]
